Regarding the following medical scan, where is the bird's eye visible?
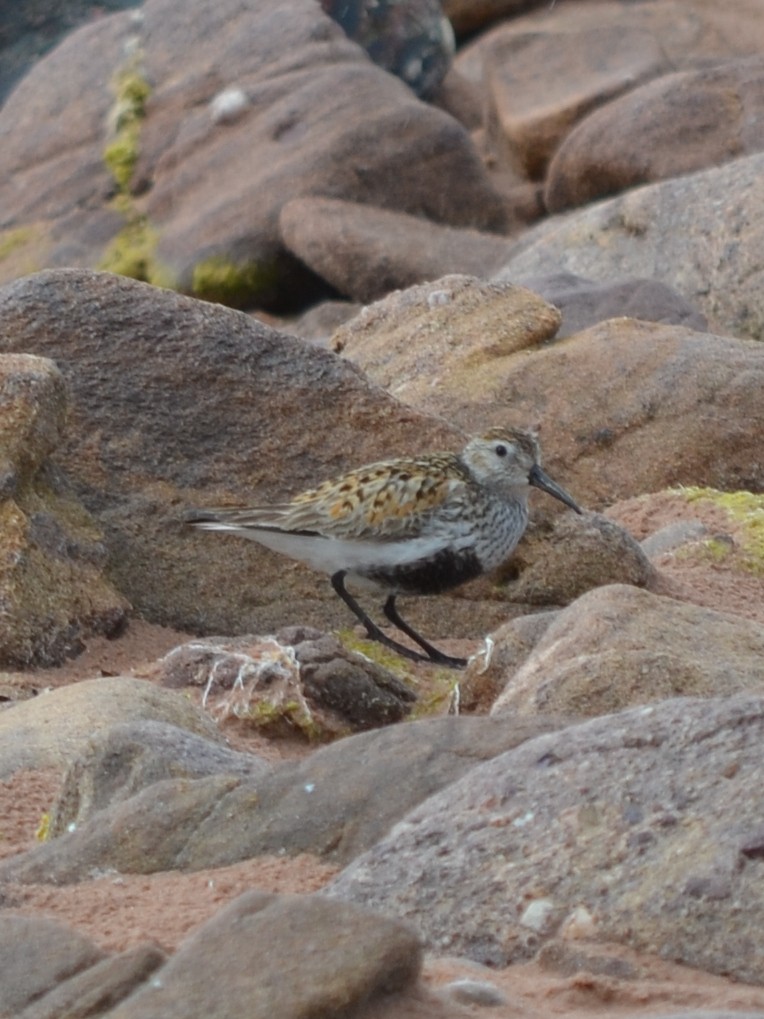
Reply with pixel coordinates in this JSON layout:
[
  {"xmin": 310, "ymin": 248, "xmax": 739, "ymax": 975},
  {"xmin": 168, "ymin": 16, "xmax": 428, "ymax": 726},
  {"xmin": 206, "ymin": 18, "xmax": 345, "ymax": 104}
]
[{"xmin": 494, "ymin": 443, "xmax": 508, "ymax": 458}]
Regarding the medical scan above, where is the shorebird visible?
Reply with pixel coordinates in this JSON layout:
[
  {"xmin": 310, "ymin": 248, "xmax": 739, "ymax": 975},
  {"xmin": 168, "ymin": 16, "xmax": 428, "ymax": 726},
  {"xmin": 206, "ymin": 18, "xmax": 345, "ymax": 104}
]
[{"xmin": 189, "ymin": 427, "xmax": 582, "ymax": 668}]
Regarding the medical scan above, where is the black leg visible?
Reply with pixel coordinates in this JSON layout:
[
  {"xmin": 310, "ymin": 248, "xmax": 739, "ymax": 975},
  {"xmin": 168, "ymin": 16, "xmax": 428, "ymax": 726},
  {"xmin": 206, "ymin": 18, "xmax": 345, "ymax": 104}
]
[
  {"xmin": 331, "ymin": 572, "xmax": 464, "ymax": 667},
  {"xmin": 383, "ymin": 594, "xmax": 467, "ymax": 669}
]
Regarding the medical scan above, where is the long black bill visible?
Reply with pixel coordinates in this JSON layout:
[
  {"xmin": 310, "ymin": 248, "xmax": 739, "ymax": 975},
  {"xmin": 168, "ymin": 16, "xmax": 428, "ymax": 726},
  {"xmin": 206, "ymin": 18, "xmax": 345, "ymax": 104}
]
[{"xmin": 529, "ymin": 464, "xmax": 583, "ymax": 514}]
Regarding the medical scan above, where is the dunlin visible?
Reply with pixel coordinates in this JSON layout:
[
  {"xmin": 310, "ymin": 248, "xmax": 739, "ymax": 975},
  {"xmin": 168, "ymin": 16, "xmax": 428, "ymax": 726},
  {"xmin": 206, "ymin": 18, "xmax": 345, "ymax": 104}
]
[{"xmin": 189, "ymin": 427, "xmax": 582, "ymax": 668}]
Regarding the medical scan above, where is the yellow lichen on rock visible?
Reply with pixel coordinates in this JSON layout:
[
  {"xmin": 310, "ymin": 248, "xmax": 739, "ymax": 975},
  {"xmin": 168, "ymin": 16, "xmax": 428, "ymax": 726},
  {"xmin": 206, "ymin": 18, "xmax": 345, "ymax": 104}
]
[{"xmin": 679, "ymin": 487, "xmax": 764, "ymax": 575}]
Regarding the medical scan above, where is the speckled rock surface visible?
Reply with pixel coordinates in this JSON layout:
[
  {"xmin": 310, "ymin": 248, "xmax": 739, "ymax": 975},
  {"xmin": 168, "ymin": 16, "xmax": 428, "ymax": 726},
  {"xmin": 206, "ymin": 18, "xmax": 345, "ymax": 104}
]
[{"xmin": 329, "ymin": 694, "xmax": 764, "ymax": 983}]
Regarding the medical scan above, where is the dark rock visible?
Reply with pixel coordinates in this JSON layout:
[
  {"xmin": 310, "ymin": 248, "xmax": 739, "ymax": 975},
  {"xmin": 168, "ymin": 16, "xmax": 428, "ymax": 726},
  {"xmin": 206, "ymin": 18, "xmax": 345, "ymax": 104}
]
[
  {"xmin": 494, "ymin": 511, "xmax": 657, "ymax": 605},
  {"xmin": 0, "ymin": 0, "xmax": 140, "ymax": 106},
  {"xmin": 155, "ymin": 631, "xmax": 415, "ymax": 737},
  {"xmin": 320, "ymin": 0, "xmax": 454, "ymax": 98}
]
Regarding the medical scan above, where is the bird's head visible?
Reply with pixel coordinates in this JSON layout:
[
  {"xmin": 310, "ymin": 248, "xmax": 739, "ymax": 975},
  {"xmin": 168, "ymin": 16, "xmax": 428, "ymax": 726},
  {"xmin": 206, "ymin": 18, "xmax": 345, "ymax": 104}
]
[{"xmin": 461, "ymin": 427, "xmax": 582, "ymax": 513}]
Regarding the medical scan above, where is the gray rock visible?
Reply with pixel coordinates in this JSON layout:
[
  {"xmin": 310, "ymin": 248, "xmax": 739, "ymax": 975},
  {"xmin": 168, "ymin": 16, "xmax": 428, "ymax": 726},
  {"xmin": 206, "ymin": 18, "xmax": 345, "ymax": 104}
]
[
  {"xmin": 328, "ymin": 694, "xmax": 764, "ymax": 983},
  {"xmin": 497, "ymin": 151, "xmax": 764, "ymax": 341},
  {"xmin": 516, "ymin": 272, "xmax": 707, "ymax": 337},
  {"xmin": 639, "ymin": 519, "xmax": 708, "ymax": 558},
  {"xmin": 0, "ymin": 714, "xmax": 565, "ymax": 881},
  {"xmin": 0, "ymin": 676, "xmax": 221, "ymax": 779},
  {"xmin": 16, "ymin": 943, "xmax": 165, "ymax": 1019},
  {"xmin": 195, "ymin": 713, "xmax": 566, "ymax": 866},
  {"xmin": 441, "ymin": 977, "xmax": 509, "ymax": 1007},
  {"xmin": 0, "ymin": 774, "xmax": 242, "ymax": 883},
  {"xmin": 48, "ymin": 720, "xmax": 269, "ymax": 838},
  {"xmin": 0, "ymin": 914, "xmax": 104, "ymax": 1015},
  {"xmin": 105, "ymin": 891, "xmax": 423, "ymax": 1019},
  {"xmin": 280, "ymin": 300, "xmax": 362, "ymax": 346}
]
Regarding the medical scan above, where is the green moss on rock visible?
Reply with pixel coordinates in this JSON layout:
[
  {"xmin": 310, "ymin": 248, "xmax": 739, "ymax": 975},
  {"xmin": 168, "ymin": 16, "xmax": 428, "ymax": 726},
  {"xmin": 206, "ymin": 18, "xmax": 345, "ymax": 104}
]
[
  {"xmin": 98, "ymin": 216, "xmax": 175, "ymax": 288},
  {"xmin": 191, "ymin": 256, "xmax": 281, "ymax": 309},
  {"xmin": 104, "ymin": 63, "xmax": 151, "ymax": 195},
  {"xmin": 100, "ymin": 58, "xmax": 173, "ymax": 288}
]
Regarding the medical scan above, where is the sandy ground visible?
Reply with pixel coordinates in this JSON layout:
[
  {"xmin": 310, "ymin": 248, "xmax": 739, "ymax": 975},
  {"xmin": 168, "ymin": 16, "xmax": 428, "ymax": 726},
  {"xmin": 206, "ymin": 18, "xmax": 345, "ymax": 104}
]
[{"xmin": 1, "ymin": 493, "xmax": 763, "ymax": 1016}]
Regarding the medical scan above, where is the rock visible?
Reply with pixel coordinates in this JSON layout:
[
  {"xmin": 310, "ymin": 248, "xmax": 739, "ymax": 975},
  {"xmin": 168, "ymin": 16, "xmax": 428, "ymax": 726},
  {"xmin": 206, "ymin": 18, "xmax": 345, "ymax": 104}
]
[
  {"xmin": 545, "ymin": 56, "xmax": 764, "ymax": 212},
  {"xmin": 0, "ymin": 269, "xmax": 468, "ymax": 635},
  {"xmin": 197, "ymin": 713, "xmax": 566, "ymax": 866},
  {"xmin": 460, "ymin": 0, "xmax": 764, "ymax": 184},
  {"xmin": 440, "ymin": 977, "xmax": 509, "ymax": 1008},
  {"xmin": 332, "ymin": 273, "xmax": 562, "ymax": 414},
  {"xmin": 0, "ymin": 774, "xmax": 243, "ymax": 883},
  {"xmin": 444, "ymin": 0, "xmax": 540, "ymax": 39},
  {"xmin": 429, "ymin": 65, "xmax": 484, "ymax": 132},
  {"xmin": 482, "ymin": 18, "xmax": 664, "ymax": 181},
  {"xmin": 105, "ymin": 891, "xmax": 423, "ymax": 1019},
  {"xmin": 0, "ymin": 0, "xmax": 506, "ymax": 309},
  {"xmin": 279, "ymin": 300, "xmax": 362, "ymax": 346},
  {"xmin": 48, "ymin": 720, "xmax": 269, "ymax": 838},
  {"xmin": 328, "ymin": 693, "xmax": 764, "ymax": 983},
  {"xmin": 334, "ymin": 294, "xmax": 763, "ymax": 508},
  {"xmin": 155, "ymin": 629, "xmax": 416, "ymax": 738},
  {"xmin": 0, "ymin": 353, "xmax": 128, "ymax": 666},
  {"xmin": 486, "ymin": 318, "xmax": 764, "ymax": 502},
  {"xmin": 497, "ymin": 151, "xmax": 764, "ymax": 341},
  {"xmin": 0, "ymin": 676, "xmax": 221, "ymax": 779},
  {"xmin": 320, "ymin": 0, "xmax": 454, "ymax": 98},
  {"xmin": 0, "ymin": 913, "xmax": 105, "ymax": 1015},
  {"xmin": 0, "ymin": 714, "xmax": 564, "ymax": 881},
  {"xmin": 457, "ymin": 611, "xmax": 557, "ymax": 714},
  {"xmin": 489, "ymin": 585, "xmax": 764, "ymax": 719},
  {"xmin": 279, "ymin": 198, "xmax": 512, "ymax": 303},
  {"xmin": 14, "ymin": 943, "xmax": 165, "ymax": 1019},
  {"xmin": 494, "ymin": 512, "xmax": 656, "ymax": 606},
  {"xmin": 515, "ymin": 272, "xmax": 707, "ymax": 337},
  {"xmin": 606, "ymin": 488, "xmax": 764, "ymax": 627}
]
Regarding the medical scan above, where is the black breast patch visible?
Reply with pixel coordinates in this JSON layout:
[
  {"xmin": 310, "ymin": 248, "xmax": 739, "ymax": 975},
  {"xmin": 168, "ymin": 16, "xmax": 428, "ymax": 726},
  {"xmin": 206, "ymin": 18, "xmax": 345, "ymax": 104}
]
[{"xmin": 364, "ymin": 547, "xmax": 483, "ymax": 595}]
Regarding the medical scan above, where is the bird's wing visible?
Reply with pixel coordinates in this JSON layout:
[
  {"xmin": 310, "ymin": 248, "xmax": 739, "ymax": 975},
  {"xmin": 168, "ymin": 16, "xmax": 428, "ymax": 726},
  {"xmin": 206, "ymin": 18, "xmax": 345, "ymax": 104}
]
[{"xmin": 194, "ymin": 456, "xmax": 469, "ymax": 541}]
